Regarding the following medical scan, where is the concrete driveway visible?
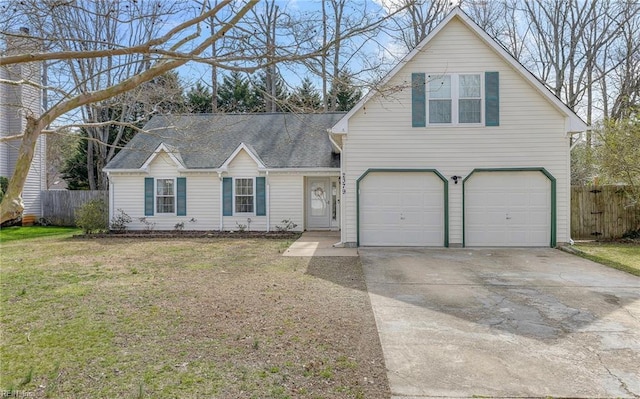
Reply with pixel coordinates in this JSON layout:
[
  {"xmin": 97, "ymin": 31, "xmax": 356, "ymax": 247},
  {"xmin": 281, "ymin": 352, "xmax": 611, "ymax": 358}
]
[{"xmin": 360, "ymin": 248, "xmax": 640, "ymax": 398}]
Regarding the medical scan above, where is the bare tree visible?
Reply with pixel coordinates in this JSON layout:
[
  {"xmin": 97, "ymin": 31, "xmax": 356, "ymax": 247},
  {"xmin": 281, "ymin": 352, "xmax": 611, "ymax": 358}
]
[
  {"xmin": 320, "ymin": 0, "xmax": 392, "ymax": 111},
  {"xmin": 0, "ymin": 0, "xmax": 257, "ymax": 223},
  {"xmin": 605, "ymin": 2, "xmax": 640, "ymax": 120},
  {"xmin": 3, "ymin": 1, "xmax": 190, "ymax": 190},
  {"xmin": 462, "ymin": 0, "xmax": 529, "ymax": 60},
  {"xmin": 381, "ymin": 0, "xmax": 455, "ymax": 52},
  {"xmin": 521, "ymin": 0, "xmax": 628, "ymax": 116}
]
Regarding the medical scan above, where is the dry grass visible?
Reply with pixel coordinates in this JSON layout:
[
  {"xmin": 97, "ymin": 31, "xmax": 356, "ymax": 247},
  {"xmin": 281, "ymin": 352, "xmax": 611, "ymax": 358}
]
[
  {"xmin": 1, "ymin": 236, "xmax": 388, "ymax": 398},
  {"xmin": 573, "ymin": 241, "xmax": 640, "ymax": 276}
]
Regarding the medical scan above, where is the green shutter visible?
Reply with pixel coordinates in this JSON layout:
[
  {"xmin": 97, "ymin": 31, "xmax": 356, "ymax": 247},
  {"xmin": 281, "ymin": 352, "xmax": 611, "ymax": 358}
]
[
  {"xmin": 144, "ymin": 177, "xmax": 154, "ymax": 216},
  {"xmin": 485, "ymin": 71, "xmax": 499, "ymax": 126},
  {"xmin": 223, "ymin": 177, "xmax": 233, "ymax": 216},
  {"xmin": 177, "ymin": 177, "xmax": 186, "ymax": 216},
  {"xmin": 412, "ymin": 72, "xmax": 426, "ymax": 127},
  {"xmin": 256, "ymin": 177, "xmax": 266, "ymax": 216}
]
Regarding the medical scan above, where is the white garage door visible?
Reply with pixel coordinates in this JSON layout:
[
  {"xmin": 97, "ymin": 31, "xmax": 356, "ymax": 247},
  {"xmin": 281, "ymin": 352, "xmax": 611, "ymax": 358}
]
[
  {"xmin": 359, "ymin": 172, "xmax": 445, "ymax": 246},
  {"xmin": 465, "ymin": 171, "xmax": 551, "ymax": 247}
]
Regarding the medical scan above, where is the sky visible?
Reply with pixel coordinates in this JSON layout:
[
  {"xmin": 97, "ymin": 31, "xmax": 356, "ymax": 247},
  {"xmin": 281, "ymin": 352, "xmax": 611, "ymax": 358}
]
[{"xmin": 177, "ymin": 0, "xmax": 406, "ymax": 94}]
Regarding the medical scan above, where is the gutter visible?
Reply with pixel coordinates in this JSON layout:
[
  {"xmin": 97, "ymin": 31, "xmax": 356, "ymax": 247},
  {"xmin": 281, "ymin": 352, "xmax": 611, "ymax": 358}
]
[
  {"xmin": 265, "ymin": 170, "xmax": 270, "ymax": 232},
  {"xmin": 103, "ymin": 168, "xmax": 149, "ymax": 174}
]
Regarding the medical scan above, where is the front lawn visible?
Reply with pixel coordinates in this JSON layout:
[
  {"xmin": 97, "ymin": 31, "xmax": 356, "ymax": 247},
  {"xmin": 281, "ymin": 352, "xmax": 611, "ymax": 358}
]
[
  {"xmin": 0, "ymin": 226, "xmax": 80, "ymax": 243},
  {"xmin": 1, "ymin": 236, "xmax": 388, "ymax": 398},
  {"xmin": 573, "ymin": 242, "xmax": 640, "ymax": 276}
]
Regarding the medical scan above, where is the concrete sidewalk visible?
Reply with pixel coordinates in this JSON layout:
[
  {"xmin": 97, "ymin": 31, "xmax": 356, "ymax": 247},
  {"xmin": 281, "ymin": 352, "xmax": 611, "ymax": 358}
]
[{"xmin": 282, "ymin": 231, "xmax": 358, "ymax": 257}]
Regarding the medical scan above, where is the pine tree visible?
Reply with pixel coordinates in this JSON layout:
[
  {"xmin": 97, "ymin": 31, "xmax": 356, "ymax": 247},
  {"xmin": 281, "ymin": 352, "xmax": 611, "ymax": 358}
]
[
  {"xmin": 186, "ymin": 82, "xmax": 214, "ymax": 113},
  {"xmin": 252, "ymin": 71, "xmax": 289, "ymax": 112},
  {"xmin": 217, "ymin": 71, "xmax": 258, "ymax": 113},
  {"xmin": 290, "ymin": 77, "xmax": 322, "ymax": 112},
  {"xmin": 328, "ymin": 70, "xmax": 362, "ymax": 111}
]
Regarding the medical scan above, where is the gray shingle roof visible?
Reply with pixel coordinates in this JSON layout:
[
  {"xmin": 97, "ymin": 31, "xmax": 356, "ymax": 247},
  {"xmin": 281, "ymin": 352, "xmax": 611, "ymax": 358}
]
[{"xmin": 104, "ymin": 113, "xmax": 345, "ymax": 170}]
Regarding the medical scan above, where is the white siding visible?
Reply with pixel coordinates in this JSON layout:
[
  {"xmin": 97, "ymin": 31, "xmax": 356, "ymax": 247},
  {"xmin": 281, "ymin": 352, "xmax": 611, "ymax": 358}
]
[
  {"xmin": 108, "ymin": 150, "xmax": 327, "ymax": 232},
  {"xmin": 222, "ymin": 149, "xmax": 266, "ymax": 231},
  {"xmin": 342, "ymin": 18, "xmax": 570, "ymax": 246},
  {"xmin": 268, "ymin": 174, "xmax": 304, "ymax": 231},
  {"xmin": 110, "ymin": 173, "xmax": 147, "ymax": 229},
  {"xmin": 110, "ymin": 152, "xmax": 219, "ymax": 230}
]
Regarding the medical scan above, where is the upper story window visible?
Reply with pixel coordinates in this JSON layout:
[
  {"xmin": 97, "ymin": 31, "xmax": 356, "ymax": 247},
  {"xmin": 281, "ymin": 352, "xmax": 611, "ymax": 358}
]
[
  {"xmin": 156, "ymin": 178, "xmax": 175, "ymax": 213},
  {"xmin": 235, "ymin": 178, "xmax": 254, "ymax": 213},
  {"xmin": 428, "ymin": 73, "xmax": 482, "ymax": 125}
]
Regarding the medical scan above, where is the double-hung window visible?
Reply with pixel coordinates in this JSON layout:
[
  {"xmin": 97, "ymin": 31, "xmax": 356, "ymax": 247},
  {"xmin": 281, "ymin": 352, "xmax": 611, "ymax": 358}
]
[
  {"xmin": 235, "ymin": 178, "xmax": 254, "ymax": 213},
  {"xmin": 428, "ymin": 73, "xmax": 482, "ymax": 125},
  {"xmin": 156, "ymin": 178, "xmax": 175, "ymax": 213}
]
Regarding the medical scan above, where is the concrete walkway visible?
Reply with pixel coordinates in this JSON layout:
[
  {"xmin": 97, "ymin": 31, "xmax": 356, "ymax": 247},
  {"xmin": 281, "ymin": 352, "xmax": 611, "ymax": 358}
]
[
  {"xmin": 282, "ymin": 231, "xmax": 358, "ymax": 257},
  {"xmin": 360, "ymin": 247, "xmax": 640, "ymax": 399}
]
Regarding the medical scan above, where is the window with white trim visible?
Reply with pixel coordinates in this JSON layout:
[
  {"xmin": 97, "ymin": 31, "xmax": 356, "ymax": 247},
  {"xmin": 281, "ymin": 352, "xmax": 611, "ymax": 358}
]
[
  {"xmin": 235, "ymin": 178, "xmax": 254, "ymax": 213},
  {"xmin": 156, "ymin": 178, "xmax": 175, "ymax": 213},
  {"xmin": 428, "ymin": 73, "xmax": 482, "ymax": 124}
]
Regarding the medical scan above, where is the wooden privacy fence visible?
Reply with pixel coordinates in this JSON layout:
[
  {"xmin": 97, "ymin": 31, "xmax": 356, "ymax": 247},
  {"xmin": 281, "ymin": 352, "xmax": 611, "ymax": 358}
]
[
  {"xmin": 42, "ymin": 190, "xmax": 108, "ymax": 226},
  {"xmin": 571, "ymin": 186, "xmax": 639, "ymax": 240}
]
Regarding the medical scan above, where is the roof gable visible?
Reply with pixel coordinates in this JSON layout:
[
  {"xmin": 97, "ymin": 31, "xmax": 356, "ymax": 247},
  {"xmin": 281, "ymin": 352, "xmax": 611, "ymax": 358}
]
[
  {"xmin": 141, "ymin": 143, "xmax": 186, "ymax": 170},
  {"xmin": 220, "ymin": 143, "xmax": 267, "ymax": 171},
  {"xmin": 330, "ymin": 7, "xmax": 586, "ymax": 134}
]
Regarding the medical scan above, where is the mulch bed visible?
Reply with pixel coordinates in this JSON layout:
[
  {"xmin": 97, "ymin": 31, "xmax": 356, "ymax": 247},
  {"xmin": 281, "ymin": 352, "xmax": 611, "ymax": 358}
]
[{"xmin": 74, "ymin": 231, "xmax": 302, "ymax": 240}]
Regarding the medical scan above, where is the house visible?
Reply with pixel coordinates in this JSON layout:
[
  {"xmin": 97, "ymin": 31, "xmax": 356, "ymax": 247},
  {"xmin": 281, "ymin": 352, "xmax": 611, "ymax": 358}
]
[
  {"xmin": 0, "ymin": 29, "xmax": 46, "ymax": 224},
  {"xmin": 330, "ymin": 7, "xmax": 586, "ymax": 247},
  {"xmin": 105, "ymin": 8, "xmax": 586, "ymax": 247},
  {"xmin": 104, "ymin": 113, "xmax": 345, "ymax": 231}
]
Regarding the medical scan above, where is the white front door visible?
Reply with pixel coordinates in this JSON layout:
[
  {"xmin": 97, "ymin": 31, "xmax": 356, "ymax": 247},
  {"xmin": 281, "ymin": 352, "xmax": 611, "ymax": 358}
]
[{"xmin": 307, "ymin": 178, "xmax": 331, "ymax": 229}]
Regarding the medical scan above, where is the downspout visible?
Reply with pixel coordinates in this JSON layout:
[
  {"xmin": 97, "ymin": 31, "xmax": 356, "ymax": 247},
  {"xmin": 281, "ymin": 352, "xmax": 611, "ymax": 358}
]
[
  {"xmin": 218, "ymin": 171, "xmax": 223, "ymax": 231},
  {"xmin": 266, "ymin": 170, "xmax": 270, "ymax": 232},
  {"xmin": 570, "ymin": 126, "xmax": 590, "ymax": 151},
  {"xmin": 109, "ymin": 177, "xmax": 114, "ymax": 228},
  {"xmin": 328, "ymin": 131, "xmax": 342, "ymax": 154},
  {"xmin": 328, "ymin": 129, "xmax": 346, "ymax": 248},
  {"xmin": 339, "ymin": 136, "xmax": 347, "ymax": 247}
]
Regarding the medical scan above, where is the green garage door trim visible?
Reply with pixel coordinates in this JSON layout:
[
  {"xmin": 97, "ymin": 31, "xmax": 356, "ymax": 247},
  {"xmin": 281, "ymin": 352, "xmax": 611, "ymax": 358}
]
[
  {"xmin": 462, "ymin": 168, "xmax": 556, "ymax": 247},
  {"xmin": 356, "ymin": 169, "xmax": 449, "ymax": 247}
]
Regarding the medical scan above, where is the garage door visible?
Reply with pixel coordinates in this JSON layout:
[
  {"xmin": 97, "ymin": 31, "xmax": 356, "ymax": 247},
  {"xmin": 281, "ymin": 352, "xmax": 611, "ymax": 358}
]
[
  {"xmin": 359, "ymin": 171, "xmax": 445, "ymax": 246},
  {"xmin": 465, "ymin": 170, "xmax": 551, "ymax": 247}
]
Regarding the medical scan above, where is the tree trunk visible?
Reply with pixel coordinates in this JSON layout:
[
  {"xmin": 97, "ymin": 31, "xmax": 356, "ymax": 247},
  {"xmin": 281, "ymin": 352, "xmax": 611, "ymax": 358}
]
[
  {"xmin": 321, "ymin": 0, "xmax": 328, "ymax": 112},
  {"xmin": 87, "ymin": 138, "xmax": 96, "ymax": 190},
  {"xmin": 0, "ymin": 117, "xmax": 41, "ymax": 223}
]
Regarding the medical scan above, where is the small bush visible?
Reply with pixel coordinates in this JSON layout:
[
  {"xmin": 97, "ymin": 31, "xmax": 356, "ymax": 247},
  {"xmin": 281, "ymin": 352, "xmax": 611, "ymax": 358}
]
[
  {"xmin": 110, "ymin": 209, "xmax": 132, "ymax": 231},
  {"xmin": 75, "ymin": 198, "xmax": 108, "ymax": 234},
  {"xmin": 138, "ymin": 217, "xmax": 156, "ymax": 232},
  {"xmin": 275, "ymin": 219, "xmax": 298, "ymax": 232}
]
